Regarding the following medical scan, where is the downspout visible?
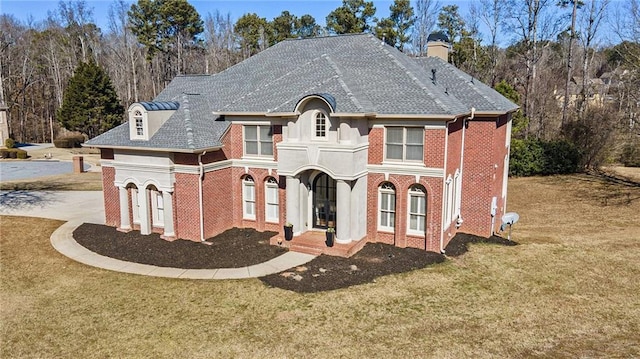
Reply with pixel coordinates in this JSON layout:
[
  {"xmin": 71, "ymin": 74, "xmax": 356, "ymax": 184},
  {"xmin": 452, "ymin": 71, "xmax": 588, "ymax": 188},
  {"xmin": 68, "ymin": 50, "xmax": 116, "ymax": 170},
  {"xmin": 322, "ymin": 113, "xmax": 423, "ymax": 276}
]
[
  {"xmin": 440, "ymin": 118, "xmax": 454, "ymax": 254},
  {"xmin": 457, "ymin": 107, "xmax": 474, "ymax": 228},
  {"xmin": 198, "ymin": 151, "xmax": 207, "ymax": 242}
]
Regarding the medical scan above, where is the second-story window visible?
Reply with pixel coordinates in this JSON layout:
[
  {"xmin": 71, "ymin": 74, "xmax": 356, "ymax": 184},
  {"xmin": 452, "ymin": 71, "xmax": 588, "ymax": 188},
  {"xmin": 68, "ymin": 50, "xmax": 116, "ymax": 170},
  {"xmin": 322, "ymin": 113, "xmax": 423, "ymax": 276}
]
[
  {"xmin": 134, "ymin": 110, "xmax": 144, "ymax": 136},
  {"xmin": 244, "ymin": 125, "xmax": 273, "ymax": 157},
  {"xmin": 314, "ymin": 112, "xmax": 327, "ymax": 138},
  {"xmin": 385, "ymin": 127, "xmax": 424, "ymax": 162}
]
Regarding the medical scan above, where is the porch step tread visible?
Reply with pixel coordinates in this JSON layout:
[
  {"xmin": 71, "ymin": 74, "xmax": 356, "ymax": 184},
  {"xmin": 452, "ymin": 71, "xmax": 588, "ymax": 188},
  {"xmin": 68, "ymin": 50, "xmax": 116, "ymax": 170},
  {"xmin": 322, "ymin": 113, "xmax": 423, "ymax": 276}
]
[{"xmin": 270, "ymin": 232, "xmax": 367, "ymax": 258}]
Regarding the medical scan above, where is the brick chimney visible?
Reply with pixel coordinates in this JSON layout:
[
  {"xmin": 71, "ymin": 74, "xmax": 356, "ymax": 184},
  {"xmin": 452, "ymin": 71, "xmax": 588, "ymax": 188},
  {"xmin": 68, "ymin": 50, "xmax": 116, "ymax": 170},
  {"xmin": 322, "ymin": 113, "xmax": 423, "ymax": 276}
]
[{"xmin": 426, "ymin": 31, "xmax": 449, "ymax": 61}]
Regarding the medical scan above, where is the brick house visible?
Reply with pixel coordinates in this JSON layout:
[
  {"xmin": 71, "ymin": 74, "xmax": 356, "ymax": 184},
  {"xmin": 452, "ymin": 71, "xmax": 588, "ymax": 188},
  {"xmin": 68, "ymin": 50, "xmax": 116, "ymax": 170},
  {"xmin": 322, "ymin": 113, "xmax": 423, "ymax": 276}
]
[{"xmin": 86, "ymin": 34, "xmax": 517, "ymax": 255}]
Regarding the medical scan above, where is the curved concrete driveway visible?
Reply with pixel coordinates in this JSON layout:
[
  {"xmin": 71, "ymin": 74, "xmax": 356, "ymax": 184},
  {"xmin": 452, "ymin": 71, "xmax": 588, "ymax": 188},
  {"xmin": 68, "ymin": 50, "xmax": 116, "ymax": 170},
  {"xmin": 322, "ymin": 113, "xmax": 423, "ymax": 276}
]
[{"xmin": 0, "ymin": 190, "xmax": 315, "ymax": 279}]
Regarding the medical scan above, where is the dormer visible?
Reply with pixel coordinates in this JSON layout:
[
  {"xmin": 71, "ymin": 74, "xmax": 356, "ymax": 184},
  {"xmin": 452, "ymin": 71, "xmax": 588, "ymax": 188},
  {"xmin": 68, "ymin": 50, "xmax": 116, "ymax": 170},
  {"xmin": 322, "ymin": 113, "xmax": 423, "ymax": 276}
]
[{"xmin": 128, "ymin": 101, "xmax": 179, "ymax": 141}]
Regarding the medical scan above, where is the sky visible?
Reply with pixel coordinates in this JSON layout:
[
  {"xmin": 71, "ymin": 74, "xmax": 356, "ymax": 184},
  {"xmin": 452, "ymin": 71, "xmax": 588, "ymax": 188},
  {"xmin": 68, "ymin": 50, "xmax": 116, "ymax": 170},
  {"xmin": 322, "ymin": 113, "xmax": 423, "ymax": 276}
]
[
  {"xmin": 0, "ymin": 0, "xmax": 626, "ymax": 46},
  {"xmin": 0, "ymin": 0, "xmax": 469, "ymax": 32}
]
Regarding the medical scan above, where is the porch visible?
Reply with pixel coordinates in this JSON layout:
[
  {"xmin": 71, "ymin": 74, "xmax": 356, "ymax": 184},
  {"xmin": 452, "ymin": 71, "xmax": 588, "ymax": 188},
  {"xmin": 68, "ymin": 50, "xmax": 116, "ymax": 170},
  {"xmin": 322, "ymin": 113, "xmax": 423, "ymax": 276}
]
[{"xmin": 270, "ymin": 231, "xmax": 367, "ymax": 258}]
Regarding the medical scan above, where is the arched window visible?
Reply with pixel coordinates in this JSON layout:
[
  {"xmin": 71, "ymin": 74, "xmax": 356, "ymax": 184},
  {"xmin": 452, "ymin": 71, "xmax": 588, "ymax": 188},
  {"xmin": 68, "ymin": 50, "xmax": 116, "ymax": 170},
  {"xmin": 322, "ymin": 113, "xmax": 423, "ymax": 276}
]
[
  {"xmin": 314, "ymin": 111, "xmax": 328, "ymax": 138},
  {"xmin": 134, "ymin": 110, "xmax": 144, "ymax": 136},
  {"xmin": 378, "ymin": 182, "xmax": 396, "ymax": 231},
  {"xmin": 243, "ymin": 176, "xmax": 256, "ymax": 220},
  {"xmin": 265, "ymin": 177, "xmax": 279, "ymax": 222},
  {"xmin": 408, "ymin": 185, "xmax": 426, "ymax": 235}
]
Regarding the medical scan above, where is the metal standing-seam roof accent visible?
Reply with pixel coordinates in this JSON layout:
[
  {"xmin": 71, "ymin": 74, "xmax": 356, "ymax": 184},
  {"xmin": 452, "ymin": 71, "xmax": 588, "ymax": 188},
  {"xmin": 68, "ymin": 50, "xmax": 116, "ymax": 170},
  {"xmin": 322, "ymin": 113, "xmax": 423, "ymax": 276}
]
[{"xmin": 139, "ymin": 101, "xmax": 180, "ymax": 111}]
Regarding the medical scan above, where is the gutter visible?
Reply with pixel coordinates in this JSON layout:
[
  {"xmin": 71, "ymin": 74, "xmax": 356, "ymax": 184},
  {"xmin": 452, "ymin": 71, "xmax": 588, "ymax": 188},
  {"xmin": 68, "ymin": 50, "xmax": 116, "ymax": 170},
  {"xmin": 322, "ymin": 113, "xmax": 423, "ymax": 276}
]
[{"xmin": 198, "ymin": 151, "xmax": 207, "ymax": 242}]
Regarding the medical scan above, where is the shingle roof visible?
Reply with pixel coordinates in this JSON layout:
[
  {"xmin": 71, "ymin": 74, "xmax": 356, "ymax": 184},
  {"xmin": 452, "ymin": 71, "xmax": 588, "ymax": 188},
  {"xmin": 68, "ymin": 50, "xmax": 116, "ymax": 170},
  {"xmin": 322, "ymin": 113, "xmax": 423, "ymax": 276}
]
[
  {"xmin": 88, "ymin": 34, "xmax": 516, "ymax": 152},
  {"xmin": 412, "ymin": 57, "xmax": 519, "ymax": 113}
]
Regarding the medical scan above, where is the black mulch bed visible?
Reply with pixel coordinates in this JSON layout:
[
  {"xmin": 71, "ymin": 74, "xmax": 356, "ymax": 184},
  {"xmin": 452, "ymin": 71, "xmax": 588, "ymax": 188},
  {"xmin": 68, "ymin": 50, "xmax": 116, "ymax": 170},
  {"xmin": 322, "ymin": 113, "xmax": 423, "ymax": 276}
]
[
  {"xmin": 73, "ymin": 224, "xmax": 517, "ymax": 292},
  {"xmin": 73, "ymin": 224, "xmax": 285, "ymax": 269},
  {"xmin": 444, "ymin": 233, "xmax": 518, "ymax": 257},
  {"xmin": 260, "ymin": 243, "xmax": 446, "ymax": 293}
]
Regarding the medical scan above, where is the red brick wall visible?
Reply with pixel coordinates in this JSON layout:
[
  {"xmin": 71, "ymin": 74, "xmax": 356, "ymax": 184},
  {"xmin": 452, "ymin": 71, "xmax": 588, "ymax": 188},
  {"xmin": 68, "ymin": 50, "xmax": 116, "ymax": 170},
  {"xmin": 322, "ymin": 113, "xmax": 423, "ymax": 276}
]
[
  {"xmin": 443, "ymin": 119, "xmax": 463, "ymax": 240},
  {"xmin": 101, "ymin": 148, "xmax": 114, "ymax": 160},
  {"xmin": 368, "ymin": 126, "xmax": 384, "ymax": 164},
  {"xmin": 424, "ymin": 128, "xmax": 446, "ymax": 168},
  {"xmin": 366, "ymin": 173, "xmax": 443, "ymax": 252},
  {"xmin": 102, "ymin": 166, "xmax": 119, "ymax": 227},
  {"xmin": 174, "ymin": 172, "xmax": 201, "ymax": 240},
  {"xmin": 460, "ymin": 116, "xmax": 509, "ymax": 237}
]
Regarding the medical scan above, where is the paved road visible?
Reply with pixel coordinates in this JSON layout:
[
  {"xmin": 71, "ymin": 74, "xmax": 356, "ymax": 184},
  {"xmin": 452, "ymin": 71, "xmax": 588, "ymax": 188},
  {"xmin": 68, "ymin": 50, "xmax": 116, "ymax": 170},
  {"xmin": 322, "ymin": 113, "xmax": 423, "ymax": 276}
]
[
  {"xmin": 0, "ymin": 190, "xmax": 315, "ymax": 279},
  {"xmin": 0, "ymin": 160, "xmax": 92, "ymax": 181}
]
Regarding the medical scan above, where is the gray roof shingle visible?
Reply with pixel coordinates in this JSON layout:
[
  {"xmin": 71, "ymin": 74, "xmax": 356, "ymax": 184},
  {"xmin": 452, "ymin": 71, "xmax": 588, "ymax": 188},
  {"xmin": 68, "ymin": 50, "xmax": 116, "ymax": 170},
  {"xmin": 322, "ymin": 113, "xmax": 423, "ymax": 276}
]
[{"xmin": 88, "ymin": 34, "xmax": 516, "ymax": 152}]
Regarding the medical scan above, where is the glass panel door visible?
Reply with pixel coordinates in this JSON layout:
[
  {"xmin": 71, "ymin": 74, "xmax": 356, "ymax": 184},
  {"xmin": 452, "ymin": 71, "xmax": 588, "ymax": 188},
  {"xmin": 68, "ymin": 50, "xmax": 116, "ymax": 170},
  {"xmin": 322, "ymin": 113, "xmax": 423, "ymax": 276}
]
[{"xmin": 313, "ymin": 173, "xmax": 336, "ymax": 229}]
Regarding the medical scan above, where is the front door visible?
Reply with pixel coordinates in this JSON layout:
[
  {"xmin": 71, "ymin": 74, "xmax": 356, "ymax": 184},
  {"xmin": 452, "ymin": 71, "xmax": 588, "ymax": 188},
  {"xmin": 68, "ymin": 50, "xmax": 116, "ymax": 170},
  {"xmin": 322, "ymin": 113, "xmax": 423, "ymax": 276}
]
[{"xmin": 313, "ymin": 173, "xmax": 336, "ymax": 229}]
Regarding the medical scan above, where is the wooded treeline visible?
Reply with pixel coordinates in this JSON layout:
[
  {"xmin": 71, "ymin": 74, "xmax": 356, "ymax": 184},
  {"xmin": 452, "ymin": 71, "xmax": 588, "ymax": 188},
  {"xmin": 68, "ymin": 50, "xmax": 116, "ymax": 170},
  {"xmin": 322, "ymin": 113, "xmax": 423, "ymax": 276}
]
[{"xmin": 1, "ymin": 0, "xmax": 638, "ymax": 167}]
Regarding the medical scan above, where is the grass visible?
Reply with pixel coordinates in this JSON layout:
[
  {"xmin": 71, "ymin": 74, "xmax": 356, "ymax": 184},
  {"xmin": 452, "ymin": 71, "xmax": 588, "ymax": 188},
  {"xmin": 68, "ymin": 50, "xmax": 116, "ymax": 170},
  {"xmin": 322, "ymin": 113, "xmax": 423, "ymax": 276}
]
[{"xmin": 2, "ymin": 171, "xmax": 640, "ymax": 358}]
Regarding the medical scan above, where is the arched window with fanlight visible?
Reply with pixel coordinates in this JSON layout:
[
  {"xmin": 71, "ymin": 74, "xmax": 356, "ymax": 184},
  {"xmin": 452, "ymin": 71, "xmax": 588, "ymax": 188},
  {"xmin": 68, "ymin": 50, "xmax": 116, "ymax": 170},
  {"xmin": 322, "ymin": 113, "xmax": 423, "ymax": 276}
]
[
  {"xmin": 134, "ymin": 110, "xmax": 144, "ymax": 136},
  {"xmin": 264, "ymin": 177, "xmax": 279, "ymax": 223},
  {"xmin": 314, "ymin": 111, "xmax": 328, "ymax": 139},
  {"xmin": 378, "ymin": 182, "xmax": 396, "ymax": 232},
  {"xmin": 242, "ymin": 176, "xmax": 256, "ymax": 220},
  {"xmin": 407, "ymin": 184, "xmax": 426, "ymax": 235}
]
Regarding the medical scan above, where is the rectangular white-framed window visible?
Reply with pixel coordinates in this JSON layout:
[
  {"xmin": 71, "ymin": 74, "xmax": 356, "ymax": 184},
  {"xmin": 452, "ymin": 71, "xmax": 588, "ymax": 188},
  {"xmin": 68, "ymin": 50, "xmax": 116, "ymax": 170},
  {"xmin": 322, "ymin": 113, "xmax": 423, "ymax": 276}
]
[
  {"xmin": 243, "ymin": 176, "xmax": 256, "ymax": 220},
  {"xmin": 408, "ymin": 185, "xmax": 426, "ymax": 235},
  {"xmin": 244, "ymin": 125, "xmax": 273, "ymax": 157},
  {"xmin": 265, "ymin": 177, "xmax": 279, "ymax": 222},
  {"xmin": 378, "ymin": 183, "xmax": 396, "ymax": 232},
  {"xmin": 152, "ymin": 190, "xmax": 164, "ymax": 227},
  {"xmin": 131, "ymin": 187, "xmax": 140, "ymax": 224},
  {"xmin": 385, "ymin": 127, "xmax": 424, "ymax": 162}
]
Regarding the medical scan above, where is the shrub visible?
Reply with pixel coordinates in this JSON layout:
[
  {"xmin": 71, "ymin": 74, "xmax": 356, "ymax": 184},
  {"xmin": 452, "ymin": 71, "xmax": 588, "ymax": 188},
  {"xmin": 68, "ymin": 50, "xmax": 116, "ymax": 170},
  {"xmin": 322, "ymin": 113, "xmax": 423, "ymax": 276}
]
[
  {"xmin": 16, "ymin": 149, "xmax": 27, "ymax": 159},
  {"xmin": 509, "ymin": 138, "xmax": 544, "ymax": 176},
  {"xmin": 510, "ymin": 138, "xmax": 581, "ymax": 176},
  {"xmin": 0, "ymin": 149, "xmax": 8, "ymax": 158},
  {"xmin": 4, "ymin": 138, "xmax": 15, "ymax": 149},
  {"xmin": 541, "ymin": 140, "xmax": 581, "ymax": 175},
  {"xmin": 54, "ymin": 138, "xmax": 72, "ymax": 148},
  {"xmin": 620, "ymin": 141, "xmax": 640, "ymax": 167}
]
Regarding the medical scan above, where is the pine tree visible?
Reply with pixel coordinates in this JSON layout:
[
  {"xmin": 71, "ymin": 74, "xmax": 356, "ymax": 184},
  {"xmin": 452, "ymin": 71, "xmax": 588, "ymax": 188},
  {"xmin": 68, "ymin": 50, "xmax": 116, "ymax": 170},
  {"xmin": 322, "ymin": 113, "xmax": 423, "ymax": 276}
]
[{"xmin": 57, "ymin": 61, "xmax": 124, "ymax": 138}]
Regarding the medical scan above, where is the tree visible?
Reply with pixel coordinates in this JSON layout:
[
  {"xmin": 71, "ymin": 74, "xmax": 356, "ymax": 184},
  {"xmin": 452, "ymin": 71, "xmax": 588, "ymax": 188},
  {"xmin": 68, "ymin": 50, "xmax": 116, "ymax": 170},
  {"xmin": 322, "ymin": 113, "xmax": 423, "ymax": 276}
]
[
  {"xmin": 57, "ymin": 61, "xmax": 123, "ymax": 138},
  {"xmin": 437, "ymin": 5, "xmax": 465, "ymax": 44},
  {"xmin": 326, "ymin": 0, "xmax": 376, "ymax": 34},
  {"xmin": 559, "ymin": 0, "xmax": 580, "ymax": 126},
  {"xmin": 374, "ymin": 0, "xmax": 415, "ymax": 51},
  {"xmin": 234, "ymin": 13, "xmax": 272, "ymax": 58},
  {"xmin": 297, "ymin": 14, "xmax": 322, "ymax": 38},
  {"xmin": 128, "ymin": 0, "xmax": 204, "ymax": 92},
  {"xmin": 412, "ymin": 0, "xmax": 441, "ymax": 55},
  {"xmin": 272, "ymin": 11, "xmax": 297, "ymax": 43},
  {"xmin": 477, "ymin": 0, "xmax": 506, "ymax": 86}
]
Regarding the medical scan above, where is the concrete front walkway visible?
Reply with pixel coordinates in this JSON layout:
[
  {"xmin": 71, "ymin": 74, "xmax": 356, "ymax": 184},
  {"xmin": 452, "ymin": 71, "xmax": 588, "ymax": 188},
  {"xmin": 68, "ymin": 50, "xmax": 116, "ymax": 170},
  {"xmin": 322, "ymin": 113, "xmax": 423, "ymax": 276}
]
[{"xmin": 0, "ymin": 190, "xmax": 316, "ymax": 279}]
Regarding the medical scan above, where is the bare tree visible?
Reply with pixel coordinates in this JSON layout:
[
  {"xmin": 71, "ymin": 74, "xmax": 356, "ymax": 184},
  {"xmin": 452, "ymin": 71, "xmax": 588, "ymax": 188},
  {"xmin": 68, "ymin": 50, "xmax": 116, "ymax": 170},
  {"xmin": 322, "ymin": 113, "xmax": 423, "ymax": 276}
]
[
  {"xmin": 478, "ymin": 0, "xmax": 506, "ymax": 87},
  {"xmin": 560, "ymin": 0, "xmax": 579, "ymax": 126},
  {"xmin": 412, "ymin": 0, "xmax": 440, "ymax": 55},
  {"xmin": 505, "ymin": 0, "xmax": 566, "ymax": 137},
  {"xmin": 577, "ymin": 0, "xmax": 609, "ymax": 116}
]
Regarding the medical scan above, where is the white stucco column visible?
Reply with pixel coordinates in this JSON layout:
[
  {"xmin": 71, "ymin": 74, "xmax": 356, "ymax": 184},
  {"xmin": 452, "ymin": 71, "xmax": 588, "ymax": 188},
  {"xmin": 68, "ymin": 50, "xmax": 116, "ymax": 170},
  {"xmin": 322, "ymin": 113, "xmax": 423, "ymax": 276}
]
[
  {"xmin": 118, "ymin": 186, "xmax": 131, "ymax": 232},
  {"xmin": 138, "ymin": 188, "xmax": 151, "ymax": 235},
  {"xmin": 161, "ymin": 191, "xmax": 175, "ymax": 238},
  {"xmin": 336, "ymin": 179, "xmax": 352, "ymax": 244},
  {"xmin": 286, "ymin": 176, "xmax": 301, "ymax": 235}
]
